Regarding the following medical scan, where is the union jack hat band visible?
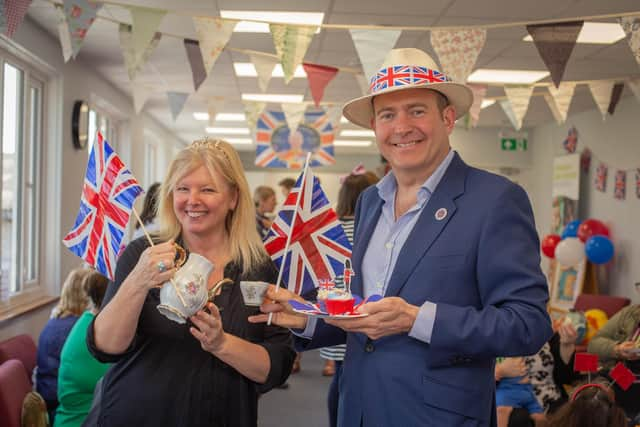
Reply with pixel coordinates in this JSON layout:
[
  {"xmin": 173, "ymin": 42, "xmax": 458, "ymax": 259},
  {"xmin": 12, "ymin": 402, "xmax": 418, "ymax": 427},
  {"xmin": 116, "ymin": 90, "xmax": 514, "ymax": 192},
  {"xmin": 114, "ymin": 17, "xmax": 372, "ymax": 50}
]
[{"xmin": 342, "ymin": 48, "xmax": 473, "ymax": 129}]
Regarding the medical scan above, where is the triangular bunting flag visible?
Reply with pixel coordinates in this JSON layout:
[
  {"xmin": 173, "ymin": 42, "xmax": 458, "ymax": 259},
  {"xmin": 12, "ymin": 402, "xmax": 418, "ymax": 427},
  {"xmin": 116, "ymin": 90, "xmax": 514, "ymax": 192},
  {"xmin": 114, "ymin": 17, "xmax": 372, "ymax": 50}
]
[
  {"xmin": 629, "ymin": 78, "xmax": 640, "ymax": 102},
  {"xmin": 355, "ymin": 73, "xmax": 370, "ymax": 95},
  {"xmin": 503, "ymin": 86, "xmax": 534, "ymax": 130},
  {"xmin": 499, "ymin": 100, "xmax": 519, "ymax": 131},
  {"xmin": 243, "ymin": 101, "xmax": 267, "ymax": 136},
  {"xmin": 63, "ymin": 0, "xmax": 101, "ymax": 59},
  {"xmin": 350, "ymin": 29, "xmax": 401, "ymax": 81},
  {"xmin": 466, "ymin": 84, "xmax": 487, "ymax": 128},
  {"xmin": 282, "ymin": 103, "xmax": 307, "ymax": 135},
  {"xmin": 270, "ymin": 23, "xmax": 317, "ymax": 84},
  {"xmin": 526, "ymin": 21, "xmax": 583, "ymax": 88},
  {"xmin": 545, "ymin": 82, "xmax": 576, "ymax": 124},
  {"xmin": 192, "ymin": 17, "xmax": 236, "ymax": 74},
  {"xmin": 55, "ymin": 4, "xmax": 73, "ymax": 62},
  {"xmin": 132, "ymin": 85, "xmax": 153, "ymax": 114},
  {"xmin": 431, "ymin": 28, "xmax": 486, "ymax": 83},
  {"xmin": 127, "ymin": 5, "xmax": 166, "ymax": 61},
  {"xmin": 302, "ymin": 63, "xmax": 339, "ymax": 107},
  {"xmin": 166, "ymin": 92, "xmax": 189, "ymax": 121},
  {"xmin": 0, "ymin": 2, "xmax": 6, "ymax": 36},
  {"xmin": 208, "ymin": 97, "xmax": 224, "ymax": 127},
  {"xmin": 3, "ymin": 0, "xmax": 32, "ymax": 38},
  {"xmin": 184, "ymin": 39, "xmax": 207, "ymax": 91},
  {"xmin": 250, "ymin": 53, "xmax": 278, "ymax": 92},
  {"xmin": 588, "ymin": 81, "xmax": 615, "ymax": 119},
  {"xmin": 119, "ymin": 23, "xmax": 162, "ymax": 81},
  {"xmin": 608, "ymin": 82, "xmax": 624, "ymax": 115},
  {"xmin": 620, "ymin": 15, "xmax": 640, "ymax": 69}
]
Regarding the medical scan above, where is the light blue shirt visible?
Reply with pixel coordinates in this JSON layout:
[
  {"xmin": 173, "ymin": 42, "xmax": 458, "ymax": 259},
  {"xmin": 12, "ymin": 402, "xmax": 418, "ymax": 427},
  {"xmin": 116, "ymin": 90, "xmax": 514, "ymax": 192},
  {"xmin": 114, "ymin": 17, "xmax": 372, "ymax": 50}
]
[{"xmin": 298, "ymin": 150, "xmax": 455, "ymax": 341}]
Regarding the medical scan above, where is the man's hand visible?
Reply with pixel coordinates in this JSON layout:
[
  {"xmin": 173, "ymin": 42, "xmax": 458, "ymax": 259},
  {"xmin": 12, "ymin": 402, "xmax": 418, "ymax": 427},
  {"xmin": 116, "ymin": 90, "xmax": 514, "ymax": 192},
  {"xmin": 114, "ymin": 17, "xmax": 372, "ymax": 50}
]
[
  {"xmin": 325, "ymin": 297, "xmax": 419, "ymax": 340},
  {"xmin": 247, "ymin": 285, "xmax": 308, "ymax": 330}
]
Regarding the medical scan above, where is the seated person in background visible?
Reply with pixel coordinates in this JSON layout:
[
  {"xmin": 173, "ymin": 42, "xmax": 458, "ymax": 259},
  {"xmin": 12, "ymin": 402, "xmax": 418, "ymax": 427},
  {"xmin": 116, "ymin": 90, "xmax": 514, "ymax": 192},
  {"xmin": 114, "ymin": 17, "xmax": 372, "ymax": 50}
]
[
  {"xmin": 495, "ymin": 357, "xmax": 545, "ymax": 427},
  {"xmin": 54, "ymin": 269, "xmax": 110, "ymax": 427},
  {"xmin": 36, "ymin": 267, "xmax": 91, "ymax": 423},
  {"xmin": 547, "ymin": 381, "xmax": 627, "ymax": 427},
  {"xmin": 132, "ymin": 182, "xmax": 161, "ymax": 239},
  {"xmin": 587, "ymin": 304, "xmax": 640, "ymax": 422}
]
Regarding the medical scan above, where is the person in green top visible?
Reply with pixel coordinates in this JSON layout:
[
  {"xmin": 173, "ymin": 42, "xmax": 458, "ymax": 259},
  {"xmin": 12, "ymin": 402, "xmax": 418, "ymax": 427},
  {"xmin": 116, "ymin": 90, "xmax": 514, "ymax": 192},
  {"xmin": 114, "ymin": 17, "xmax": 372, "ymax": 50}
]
[{"xmin": 54, "ymin": 269, "xmax": 109, "ymax": 427}]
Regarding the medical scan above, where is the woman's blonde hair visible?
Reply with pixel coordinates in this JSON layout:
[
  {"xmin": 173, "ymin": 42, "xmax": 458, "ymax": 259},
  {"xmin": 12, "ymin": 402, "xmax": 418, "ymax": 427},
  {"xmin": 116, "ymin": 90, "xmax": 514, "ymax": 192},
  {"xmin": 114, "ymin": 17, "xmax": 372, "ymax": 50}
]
[
  {"xmin": 157, "ymin": 138, "xmax": 269, "ymax": 273},
  {"xmin": 54, "ymin": 267, "xmax": 91, "ymax": 318}
]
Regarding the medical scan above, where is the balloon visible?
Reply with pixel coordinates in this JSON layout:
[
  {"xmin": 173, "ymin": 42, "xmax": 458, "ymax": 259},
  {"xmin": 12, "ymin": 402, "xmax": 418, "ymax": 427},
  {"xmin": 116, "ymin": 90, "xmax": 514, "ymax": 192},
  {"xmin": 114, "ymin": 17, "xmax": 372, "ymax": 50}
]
[
  {"xmin": 541, "ymin": 234, "xmax": 562, "ymax": 258},
  {"xmin": 585, "ymin": 235, "xmax": 614, "ymax": 264},
  {"xmin": 555, "ymin": 237, "xmax": 585, "ymax": 266},
  {"xmin": 561, "ymin": 220, "xmax": 581, "ymax": 239},
  {"xmin": 577, "ymin": 219, "xmax": 610, "ymax": 242}
]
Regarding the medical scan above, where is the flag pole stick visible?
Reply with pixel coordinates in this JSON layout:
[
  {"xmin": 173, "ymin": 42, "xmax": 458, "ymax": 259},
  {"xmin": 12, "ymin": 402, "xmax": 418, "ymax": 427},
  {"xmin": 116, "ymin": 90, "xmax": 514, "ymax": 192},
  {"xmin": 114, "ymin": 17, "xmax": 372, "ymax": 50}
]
[
  {"xmin": 132, "ymin": 207, "xmax": 187, "ymax": 308},
  {"xmin": 267, "ymin": 152, "xmax": 312, "ymax": 326}
]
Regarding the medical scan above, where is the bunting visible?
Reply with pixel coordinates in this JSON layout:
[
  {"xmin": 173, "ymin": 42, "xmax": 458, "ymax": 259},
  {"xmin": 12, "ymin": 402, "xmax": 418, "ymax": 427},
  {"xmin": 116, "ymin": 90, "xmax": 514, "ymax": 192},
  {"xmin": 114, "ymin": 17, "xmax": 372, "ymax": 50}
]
[
  {"xmin": 55, "ymin": 4, "xmax": 73, "ymax": 62},
  {"xmin": 270, "ymin": 23, "xmax": 317, "ymax": 84},
  {"xmin": 588, "ymin": 81, "xmax": 616, "ymax": 119},
  {"xmin": 0, "ymin": 2, "xmax": 6, "ymax": 35},
  {"xmin": 281, "ymin": 103, "xmax": 307, "ymax": 135},
  {"xmin": 63, "ymin": 0, "xmax": 101, "ymax": 59},
  {"xmin": 243, "ymin": 100, "xmax": 266, "ymax": 135},
  {"xmin": 607, "ymin": 82, "xmax": 625, "ymax": 115},
  {"xmin": 349, "ymin": 29, "xmax": 402, "ymax": 81},
  {"xmin": 250, "ymin": 53, "xmax": 278, "ymax": 92},
  {"xmin": 614, "ymin": 170, "xmax": 626, "ymax": 200},
  {"xmin": 503, "ymin": 86, "xmax": 535, "ymax": 130},
  {"xmin": 208, "ymin": 97, "xmax": 224, "ymax": 127},
  {"xmin": 166, "ymin": 91, "xmax": 189, "ymax": 121},
  {"xmin": 324, "ymin": 105, "xmax": 343, "ymax": 130},
  {"xmin": 465, "ymin": 84, "xmax": 487, "ymax": 129},
  {"xmin": 127, "ymin": 5, "xmax": 166, "ymax": 62},
  {"xmin": 545, "ymin": 82, "xmax": 576, "ymax": 124},
  {"xmin": 184, "ymin": 39, "xmax": 207, "ymax": 91},
  {"xmin": 355, "ymin": 73, "xmax": 369, "ymax": 96},
  {"xmin": 302, "ymin": 63, "xmax": 339, "ymax": 107},
  {"xmin": 192, "ymin": 17, "xmax": 236, "ymax": 74},
  {"xmin": 430, "ymin": 28, "xmax": 486, "ymax": 83},
  {"xmin": 526, "ymin": 21, "xmax": 583, "ymax": 88},
  {"xmin": 3, "ymin": 0, "xmax": 32, "ymax": 38},
  {"xmin": 620, "ymin": 15, "xmax": 640, "ymax": 69},
  {"xmin": 119, "ymin": 23, "xmax": 161, "ymax": 81}
]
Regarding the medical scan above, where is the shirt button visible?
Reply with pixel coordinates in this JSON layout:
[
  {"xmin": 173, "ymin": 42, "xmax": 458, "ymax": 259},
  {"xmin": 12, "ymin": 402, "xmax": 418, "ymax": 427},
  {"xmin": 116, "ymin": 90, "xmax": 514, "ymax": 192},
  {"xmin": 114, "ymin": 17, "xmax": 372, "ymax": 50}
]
[{"xmin": 385, "ymin": 242, "xmax": 393, "ymax": 249}]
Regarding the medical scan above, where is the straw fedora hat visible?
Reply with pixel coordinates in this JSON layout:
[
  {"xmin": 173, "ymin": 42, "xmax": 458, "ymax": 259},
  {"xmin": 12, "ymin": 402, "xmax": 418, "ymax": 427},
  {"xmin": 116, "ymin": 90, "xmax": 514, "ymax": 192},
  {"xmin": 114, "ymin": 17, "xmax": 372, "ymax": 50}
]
[{"xmin": 342, "ymin": 48, "xmax": 474, "ymax": 129}]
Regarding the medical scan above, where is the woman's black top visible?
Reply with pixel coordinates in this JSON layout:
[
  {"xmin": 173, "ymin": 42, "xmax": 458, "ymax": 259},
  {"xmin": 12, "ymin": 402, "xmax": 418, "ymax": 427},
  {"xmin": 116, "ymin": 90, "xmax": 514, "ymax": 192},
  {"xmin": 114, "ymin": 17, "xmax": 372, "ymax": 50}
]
[{"xmin": 86, "ymin": 237, "xmax": 295, "ymax": 427}]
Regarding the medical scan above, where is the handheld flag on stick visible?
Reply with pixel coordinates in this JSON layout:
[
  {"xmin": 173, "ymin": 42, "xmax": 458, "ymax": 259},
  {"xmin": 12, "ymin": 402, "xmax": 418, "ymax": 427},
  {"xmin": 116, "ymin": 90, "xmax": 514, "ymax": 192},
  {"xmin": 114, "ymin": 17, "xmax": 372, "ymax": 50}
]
[
  {"xmin": 574, "ymin": 352, "xmax": 599, "ymax": 383},
  {"xmin": 609, "ymin": 362, "xmax": 635, "ymax": 391},
  {"xmin": 63, "ymin": 132, "xmax": 143, "ymax": 279}
]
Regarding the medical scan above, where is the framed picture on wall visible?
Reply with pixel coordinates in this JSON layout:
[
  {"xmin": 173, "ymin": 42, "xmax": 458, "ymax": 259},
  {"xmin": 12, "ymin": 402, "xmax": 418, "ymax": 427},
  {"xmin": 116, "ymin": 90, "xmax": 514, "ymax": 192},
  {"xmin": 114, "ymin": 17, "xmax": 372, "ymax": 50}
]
[{"xmin": 549, "ymin": 259, "xmax": 587, "ymax": 314}]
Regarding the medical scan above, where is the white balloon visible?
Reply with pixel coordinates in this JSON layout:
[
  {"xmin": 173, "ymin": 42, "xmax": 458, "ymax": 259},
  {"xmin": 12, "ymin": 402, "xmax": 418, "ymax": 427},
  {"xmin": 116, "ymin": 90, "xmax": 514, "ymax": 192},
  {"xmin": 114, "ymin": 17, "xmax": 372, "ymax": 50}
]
[{"xmin": 554, "ymin": 237, "xmax": 585, "ymax": 267}]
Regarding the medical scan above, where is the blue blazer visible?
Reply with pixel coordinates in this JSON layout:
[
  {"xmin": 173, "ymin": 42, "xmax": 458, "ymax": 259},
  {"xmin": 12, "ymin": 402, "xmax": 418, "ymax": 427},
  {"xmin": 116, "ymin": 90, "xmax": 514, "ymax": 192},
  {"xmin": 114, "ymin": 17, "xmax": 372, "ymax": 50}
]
[{"xmin": 298, "ymin": 153, "xmax": 552, "ymax": 427}]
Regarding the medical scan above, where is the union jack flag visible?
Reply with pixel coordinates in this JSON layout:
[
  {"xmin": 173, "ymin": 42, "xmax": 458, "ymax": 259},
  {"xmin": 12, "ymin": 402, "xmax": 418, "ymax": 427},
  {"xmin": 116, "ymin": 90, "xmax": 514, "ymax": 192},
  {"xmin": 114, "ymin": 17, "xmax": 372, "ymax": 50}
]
[
  {"xmin": 614, "ymin": 170, "xmax": 626, "ymax": 200},
  {"xmin": 63, "ymin": 132, "xmax": 144, "ymax": 279},
  {"xmin": 369, "ymin": 65, "xmax": 451, "ymax": 93},
  {"xmin": 595, "ymin": 162, "xmax": 607, "ymax": 193},
  {"xmin": 263, "ymin": 167, "xmax": 352, "ymax": 295}
]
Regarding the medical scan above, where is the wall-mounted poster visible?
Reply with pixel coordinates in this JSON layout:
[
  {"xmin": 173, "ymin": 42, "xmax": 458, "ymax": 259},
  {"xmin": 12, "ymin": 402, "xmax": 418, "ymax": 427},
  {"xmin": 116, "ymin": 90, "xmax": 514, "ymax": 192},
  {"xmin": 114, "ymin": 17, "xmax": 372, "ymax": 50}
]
[
  {"xmin": 549, "ymin": 259, "xmax": 587, "ymax": 316},
  {"xmin": 551, "ymin": 153, "xmax": 581, "ymax": 235}
]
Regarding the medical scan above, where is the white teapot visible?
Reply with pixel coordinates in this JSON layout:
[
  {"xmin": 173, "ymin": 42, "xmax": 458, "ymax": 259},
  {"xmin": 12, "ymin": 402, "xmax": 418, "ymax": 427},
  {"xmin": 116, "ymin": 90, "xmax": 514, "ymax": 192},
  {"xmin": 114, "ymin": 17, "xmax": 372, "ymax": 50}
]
[{"xmin": 157, "ymin": 250, "xmax": 215, "ymax": 324}]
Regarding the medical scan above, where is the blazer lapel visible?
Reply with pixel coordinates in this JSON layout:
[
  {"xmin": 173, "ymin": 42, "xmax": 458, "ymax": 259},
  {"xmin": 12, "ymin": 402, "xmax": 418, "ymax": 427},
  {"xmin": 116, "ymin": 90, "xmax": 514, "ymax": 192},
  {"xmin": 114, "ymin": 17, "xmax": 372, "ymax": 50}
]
[
  {"xmin": 384, "ymin": 153, "xmax": 468, "ymax": 297},
  {"xmin": 351, "ymin": 194, "xmax": 383, "ymax": 298}
]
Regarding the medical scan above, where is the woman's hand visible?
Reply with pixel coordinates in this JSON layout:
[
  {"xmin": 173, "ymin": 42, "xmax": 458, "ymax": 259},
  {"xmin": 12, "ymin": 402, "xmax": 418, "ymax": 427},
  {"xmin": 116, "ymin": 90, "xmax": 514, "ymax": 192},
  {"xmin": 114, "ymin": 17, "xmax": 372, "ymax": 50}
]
[
  {"xmin": 127, "ymin": 241, "xmax": 178, "ymax": 291},
  {"xmin": 558, "ymin": 321, "xmax": 578, "ymax": 345},
  {"xmin": 247, "ymin": 285, "xmax": 308, "ymax": 329},
  {"xmin": 496, "ymin": 357, "xmax": 528, "ymax": 382},
  {"xmin": 614, "ymin": 341, "xmax": 640, "ymax": 361},
  {"xmin": 190, "ymin": 303, "xmax": 227, "ymax": 355}
]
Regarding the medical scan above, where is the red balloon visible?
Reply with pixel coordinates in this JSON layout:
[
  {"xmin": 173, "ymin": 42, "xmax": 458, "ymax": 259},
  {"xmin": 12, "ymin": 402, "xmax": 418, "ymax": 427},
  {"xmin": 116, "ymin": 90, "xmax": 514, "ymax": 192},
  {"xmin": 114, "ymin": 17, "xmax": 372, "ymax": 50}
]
[
  {"xmin": 541, "ymin": 234, "xmax": 562, "ymax": 258},
  {"xmin": 577, "ymin": 219, "xmax": 610, "ymax": 242}
]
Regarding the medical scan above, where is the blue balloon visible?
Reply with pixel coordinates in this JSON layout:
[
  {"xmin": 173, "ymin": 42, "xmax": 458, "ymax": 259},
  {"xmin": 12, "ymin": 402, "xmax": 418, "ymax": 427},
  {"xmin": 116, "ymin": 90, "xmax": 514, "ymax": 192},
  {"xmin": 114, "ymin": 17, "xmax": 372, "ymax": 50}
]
[
  {"xmin": 561, "ymin": 220, "xmax": 581, "ymax": 239},
  {"xmin": 585, "ymin": 236, "xmax": 614, "ymax": 264}
]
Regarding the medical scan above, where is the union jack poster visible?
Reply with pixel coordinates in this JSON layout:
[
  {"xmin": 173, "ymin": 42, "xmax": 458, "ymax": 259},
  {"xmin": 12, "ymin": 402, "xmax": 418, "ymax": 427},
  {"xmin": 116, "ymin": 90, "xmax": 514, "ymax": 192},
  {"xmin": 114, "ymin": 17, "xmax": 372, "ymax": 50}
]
[
  {"xmin": 595, "ymin": 162, "xmax": 607, "ymax": 192},
  {"xmin": 614, "ymin": 170, "xmax": 626, "ymax": 200},
  {"xmin": 255, "ymin": 110, "xmax": 336, "ymax": 169},
  {"xmin": 263, "ymin": 167, "xmax": 352, "ymax": 296},
  {"xmin": 63, "ymin": 132, "xmax": 144, "ymax": 279}
]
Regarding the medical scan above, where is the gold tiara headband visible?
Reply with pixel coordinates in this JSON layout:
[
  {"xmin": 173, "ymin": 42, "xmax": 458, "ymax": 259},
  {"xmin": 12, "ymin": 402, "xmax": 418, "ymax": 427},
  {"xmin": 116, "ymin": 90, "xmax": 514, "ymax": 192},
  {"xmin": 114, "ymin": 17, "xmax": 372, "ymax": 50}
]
[{"xmin": 190, "ymin": 138, "xmax": 231, "ymax": 164}]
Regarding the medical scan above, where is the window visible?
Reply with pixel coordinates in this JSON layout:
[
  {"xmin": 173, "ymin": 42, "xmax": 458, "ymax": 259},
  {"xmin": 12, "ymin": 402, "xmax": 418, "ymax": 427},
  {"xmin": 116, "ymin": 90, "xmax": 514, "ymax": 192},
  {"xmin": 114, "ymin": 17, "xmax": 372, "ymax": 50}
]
[
  {"xmin": 87, "ymin": 106, "xmax": 116, "ymax": 158},
  {"xmin": 0, "ymin": 54, "xmax": 46, "ymax": 307}
]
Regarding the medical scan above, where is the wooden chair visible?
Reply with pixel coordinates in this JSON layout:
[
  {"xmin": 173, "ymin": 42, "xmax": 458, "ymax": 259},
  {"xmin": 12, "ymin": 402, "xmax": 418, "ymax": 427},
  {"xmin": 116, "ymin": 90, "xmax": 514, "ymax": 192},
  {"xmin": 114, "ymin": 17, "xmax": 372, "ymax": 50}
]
[{"xmin": 0, "ymin": 334, "xmax": 37, "ymax": 383}]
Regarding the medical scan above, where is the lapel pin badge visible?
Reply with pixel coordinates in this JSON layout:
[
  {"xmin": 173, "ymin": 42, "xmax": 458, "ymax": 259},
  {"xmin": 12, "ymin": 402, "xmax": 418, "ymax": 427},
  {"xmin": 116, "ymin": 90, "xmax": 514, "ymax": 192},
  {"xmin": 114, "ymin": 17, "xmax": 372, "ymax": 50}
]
[{"xmin": 435, "ymin": 208, "xmax": 447, "ymax": 221}]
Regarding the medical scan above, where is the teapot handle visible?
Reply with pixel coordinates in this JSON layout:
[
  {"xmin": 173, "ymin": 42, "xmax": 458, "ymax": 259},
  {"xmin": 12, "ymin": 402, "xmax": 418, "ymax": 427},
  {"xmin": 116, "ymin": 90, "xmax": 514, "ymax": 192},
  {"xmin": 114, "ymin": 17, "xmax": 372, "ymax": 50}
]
[
  {"xmin": 174, "ymin": 243, "xmax": 187, "ymax": 268},
  {"xmin": 208, "ymin": 278, "xmax": 234, "ymax": 301}
]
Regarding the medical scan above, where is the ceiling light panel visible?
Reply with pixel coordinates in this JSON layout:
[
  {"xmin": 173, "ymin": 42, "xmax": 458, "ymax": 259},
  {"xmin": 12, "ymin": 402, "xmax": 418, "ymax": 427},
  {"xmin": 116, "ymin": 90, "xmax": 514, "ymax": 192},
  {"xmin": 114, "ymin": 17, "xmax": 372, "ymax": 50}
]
[
  {"xmin": 241, "ymin": 93, "xmax": 304, "ymax": 103},
  {"xmin": 333, "ymin": 140, "xmax": 373, "ymax": 147},
  {"xmin": 205, "ymin": 127, "xmax": 250, "ymax": 135},
  {"xmin": 233, "ymin": 63, "xmax": 306, "ymax": 78},
  {"xmin": 467, "ymin": 69, "xmax": 549, "ymax": 84},
  {"xmin": 340, "ymin": 129, "xmax": 375, "ymax": 137},
  {"xmin": 220, "ymin": 11, "xmax": 324, "ymax": 33}
]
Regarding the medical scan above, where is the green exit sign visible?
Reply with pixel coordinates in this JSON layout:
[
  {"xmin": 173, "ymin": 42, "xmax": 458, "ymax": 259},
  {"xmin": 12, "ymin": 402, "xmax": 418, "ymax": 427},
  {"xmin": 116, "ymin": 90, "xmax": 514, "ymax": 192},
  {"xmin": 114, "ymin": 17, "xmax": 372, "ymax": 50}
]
[{"xmin": 501, "ymin": 138, "xmax": 527, "ymax": 151}]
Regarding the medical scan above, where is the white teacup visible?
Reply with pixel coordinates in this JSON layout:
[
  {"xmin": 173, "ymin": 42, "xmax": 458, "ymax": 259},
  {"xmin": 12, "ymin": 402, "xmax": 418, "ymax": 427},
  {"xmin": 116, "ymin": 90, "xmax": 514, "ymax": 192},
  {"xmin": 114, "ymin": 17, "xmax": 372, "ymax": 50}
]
[{"xmin": 239, "ymin": 281, "xmax": 269, "ymax": 306}]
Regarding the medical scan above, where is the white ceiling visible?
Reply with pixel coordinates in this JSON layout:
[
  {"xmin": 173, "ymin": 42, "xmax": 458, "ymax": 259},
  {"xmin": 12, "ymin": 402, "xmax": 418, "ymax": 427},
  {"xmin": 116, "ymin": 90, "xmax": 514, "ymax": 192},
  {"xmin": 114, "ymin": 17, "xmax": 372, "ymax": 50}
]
[{"xmin": 26, "ymin": 0, "xmax": 640, "ymax": 152}]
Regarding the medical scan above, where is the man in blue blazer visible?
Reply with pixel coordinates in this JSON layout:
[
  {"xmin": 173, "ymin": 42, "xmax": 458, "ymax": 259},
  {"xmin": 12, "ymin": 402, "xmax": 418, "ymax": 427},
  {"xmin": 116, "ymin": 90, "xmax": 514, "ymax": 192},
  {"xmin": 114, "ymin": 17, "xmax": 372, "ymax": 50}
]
[{"xmin": 252, "ymin": 48, "xmax": 552, "ymax": 427}]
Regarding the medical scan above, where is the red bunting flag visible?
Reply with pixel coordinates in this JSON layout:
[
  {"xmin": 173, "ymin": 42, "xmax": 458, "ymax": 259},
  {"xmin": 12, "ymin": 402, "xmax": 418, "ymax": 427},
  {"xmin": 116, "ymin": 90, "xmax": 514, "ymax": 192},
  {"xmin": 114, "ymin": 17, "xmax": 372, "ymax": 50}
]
[
  {"xmin": 610, "ymin": 362, "xmax": 635, "ymax": 391},
  {"xmin": 302, "ymin": 63, "xmax": 339, "ymax": 107},
  {"xmin": 3, "ymin": 0, "xmax": 32, "ymax": 38},
  {"xmin": 573, "ymin": 353, "xmax": 599, "ymax": 373}
]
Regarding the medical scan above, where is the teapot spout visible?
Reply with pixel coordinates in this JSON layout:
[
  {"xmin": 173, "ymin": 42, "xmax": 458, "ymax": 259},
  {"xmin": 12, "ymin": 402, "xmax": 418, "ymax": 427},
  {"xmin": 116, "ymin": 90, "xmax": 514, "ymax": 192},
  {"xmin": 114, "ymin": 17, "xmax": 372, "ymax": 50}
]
[{"xmin": 208, "ymin": 278, "xmax": 234, "ymax": 301}]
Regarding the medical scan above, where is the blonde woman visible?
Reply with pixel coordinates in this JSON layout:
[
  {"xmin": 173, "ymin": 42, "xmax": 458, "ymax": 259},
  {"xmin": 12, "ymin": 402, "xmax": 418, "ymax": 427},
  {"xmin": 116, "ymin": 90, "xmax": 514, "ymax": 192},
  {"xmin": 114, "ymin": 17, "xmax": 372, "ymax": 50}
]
[
  {"xmin": 36, "ymin": 267, "xmax": 91, "ymax": 423},
  {"xmin": 88, "ymin": 139, "xmax": 294, "ymax": 427}
]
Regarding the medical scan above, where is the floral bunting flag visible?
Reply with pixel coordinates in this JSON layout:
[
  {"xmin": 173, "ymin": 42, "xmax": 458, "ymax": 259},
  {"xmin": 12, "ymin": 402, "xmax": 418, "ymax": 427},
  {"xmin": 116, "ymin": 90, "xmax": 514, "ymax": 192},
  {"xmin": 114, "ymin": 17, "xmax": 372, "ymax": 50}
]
[
  {"xmin": 127, "ymin": 6, "xmax": 166, "ymax": 60},
  {"xmin": 119, "ymin": 23, "xmax": 161, "ymax": 81},
  {"xmin": 281, "ymin": 103, "xmax": 307, "ymax": 135},
  {"xmin": 166, "ymin": 91, "xmax": 189, "ymax": 121},
  {"xmin": 614, "ymin": 170, "xmax": 626, "ymax": 200},
  {"xmin": 193, "ymin": 17, "xmax": 236, "ymax": 75},
  {"xmin": 499, "ymin": 99, "xmax": 519, "ymax": 131},
  {"xmin": 3, "ymin": 0, "xmax": 32, "ymax": 38},
  {"xmin": 431, "ymin": 28, "xmax": 486, "ymax": 83},
  {"xmin": 526, "ymin": 21, "xmax": 583, "ymax": 88},
  {"xmin": 620, "ymin": 15, "xmax": 640, "ymax": 69},
  {"xmin": 350, "ymin": 29, "xmax": 402, "ymax": 81},
  {"xmin": 63, "ymin": 0, "xmax": 101, "ymax": 58},
  {"xmin": 580, "ymin": 147, "xmax": 592, "ymax": 172},
  {"xmin": 589, "ymin": 81, "xmax": 615, "ymax": 119},
  {"xmin": 303, "ymin": 63, "xmax": 339, "ymax": 107},
  {"xmin": 0, "ymin": 1, "xmax": 6, "ymax": 35},
  {"xmin": 243, "ymin": 101, "xmax": 266, "ymax": 136},
  {"xmin": 55, "ymin": 4, "xmax": 73, "ymax": 62},
  {"xmin": 636, "ymin": 168, "xmax": 640, "ymax": 199},
  {"xmin": 546, "ymin": 83, "xmax": 576, "ymax": 124},
  {"xmin": 503, "ymin": 86, "xmax": 534, "ymax": 130},
  {"xmin": 563, "ymin": 126, "xmax": 578, "ymax": 153},
  {"xmin": 184, "ymin": 39, "xmax": 207, "ymax": 91},
  {"xmin": 250, "ymin": 53, "xmax": 278, "ymax": 92},
  {"xmin": 466, "ymin": 84, "xmax": 487, "ymax": 129},
  {"xmin": 270, "ymin": 23, "xmax": 317, "ymax": 84},
  {"xmin": 595, "ymin": 162, "xmax": 608, "ymax": 192}
]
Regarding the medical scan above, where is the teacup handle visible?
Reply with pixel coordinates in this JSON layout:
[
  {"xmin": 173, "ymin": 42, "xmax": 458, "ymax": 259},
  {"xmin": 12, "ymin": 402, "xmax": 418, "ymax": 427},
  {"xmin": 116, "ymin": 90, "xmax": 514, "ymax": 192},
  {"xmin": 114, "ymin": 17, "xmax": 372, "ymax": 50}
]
[{"xmin": 174, "ymin": 243, "xmax": 187, "ymax": 268}]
